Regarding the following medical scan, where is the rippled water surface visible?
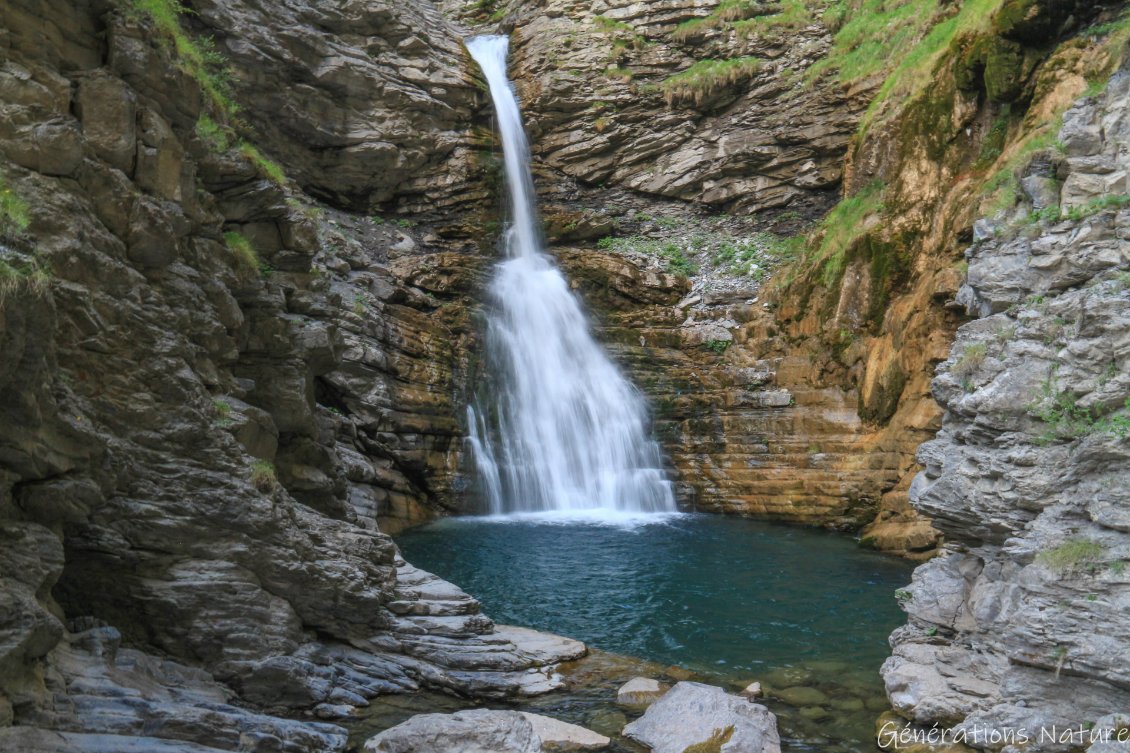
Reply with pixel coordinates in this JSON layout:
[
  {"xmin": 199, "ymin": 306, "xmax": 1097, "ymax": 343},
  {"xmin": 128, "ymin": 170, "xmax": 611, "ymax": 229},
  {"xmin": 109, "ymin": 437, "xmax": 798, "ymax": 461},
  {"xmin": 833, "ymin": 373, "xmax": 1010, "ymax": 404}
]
[{"xmin": 393, "ymin": 514, "xmax": 915, "ymax": 752}]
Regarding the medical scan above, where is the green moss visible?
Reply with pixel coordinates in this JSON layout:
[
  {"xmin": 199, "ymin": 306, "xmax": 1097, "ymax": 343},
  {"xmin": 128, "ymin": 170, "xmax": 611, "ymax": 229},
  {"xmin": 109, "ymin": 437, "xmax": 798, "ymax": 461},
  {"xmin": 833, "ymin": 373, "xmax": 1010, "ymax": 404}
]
[
  {"xmin": 983, "ymin": 38, "xmax": 1026, "ymax": 102},
  {"xmin": 860, "ymin": 360, "xmax": 907, "ymax": 424},
  {"xmin": 0, "ymin": 175, "xmax": 31, "ymax": 238},
  {"xmin": 858, "ymin": 0, "xmax": 1008, "ymax": 136},
  {"xmin": 814, "ymin": 180, "xmax": 886, "ymax": 289},
  {"xmin": 660, "ymin": 56, "xmax": 763, "ymax": 106}
]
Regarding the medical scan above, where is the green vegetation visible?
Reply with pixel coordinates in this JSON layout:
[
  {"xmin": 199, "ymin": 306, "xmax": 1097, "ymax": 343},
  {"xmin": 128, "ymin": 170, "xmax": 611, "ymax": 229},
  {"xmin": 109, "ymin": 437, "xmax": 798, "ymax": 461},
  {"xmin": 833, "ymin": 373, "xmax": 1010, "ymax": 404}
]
[
  {"xmin": 239, "ymin": 142, "xmax": 287, "ymax": 186},
  {"xmin": 250, "ymin": 459, "xmax": 277, "ymax": 492},
  {"xmin": 124, "ymin": 0, "xmax": 237, "ymax": 115},
  {"xmin": 593, "ymin": 15, "xmax": 649, "ymax": 48},
  {"xmin": 1029, "ymin": 368, "xmax": 1130, "ymax": 444},
  {"xmin": 1037, "ymin": 539, "xmax": 1107, "ymax": 574},
  {"xmin": 223, "ymin": 231, "xmax": 260, "ymax": 274},
  {"xmin": 659, "ymin": 57, "xmax": 763, "ymax": 106},
  {"xmin": 951, "ymin": 342, "xmax": 988, "ymax": 378},
  {"xmin": 0, "ymin": 175, "xmax": 48, "ymax": 303},
  {"xmin": 213, "ymin": 398, "xmax": 233, "ymax": 427},
  {"xmin": 793, "ymin": 180, "xmax": 885, "ymax": 289},
  {"xmin": 705, "ymin": 339, "xmax": 731, "ymax": 354},
  {"xmin": 1, "ymin": 175, "xmax": 31, "ymax": 238},
  {"xmin": 125, "ymin": 0, "xmax": 290, "ymax": 186},
  {"xmin": 1026, "ymin": 195, "xmax": 1130, "ymax": 226},
  {"xmin": 732, "ymin": 0, "xmax": 813, "ymax": 37},
  {"xmin": 371, "ymin": 215, "xmax": 385, "ymax": 225},
  {"xmin": 671, "ymin": 0, "xmax": 814, "ymax": 41},
  {"xmin": 194, "ymin": 114, "xmax": 231, "ymax": 151},
  {"xmin": 0, "ymin": 256, "xmax": 49, "ymax": 303},
  {"xmin": 597, "ymin": 220, "xmax": 796, "ymax": 281},
  {"xmin": 596, "ymin": 235, "xmax": 696, "ymax": 276}
]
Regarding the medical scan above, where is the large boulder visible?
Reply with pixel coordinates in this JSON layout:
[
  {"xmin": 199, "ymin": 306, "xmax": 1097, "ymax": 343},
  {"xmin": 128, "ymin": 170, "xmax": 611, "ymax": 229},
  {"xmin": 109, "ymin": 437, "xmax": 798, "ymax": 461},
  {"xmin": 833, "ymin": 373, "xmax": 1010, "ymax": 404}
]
[
  {"xmin": 622, "ymin": 681, "xmax": 781, "ymax": 753},
  {"xmin": 363, "ymin": 710, "xmax": 541, "ymax": 753},
  {"xmin": 363, "ymin": 709, "xmax": 609, "ymax": 753}
]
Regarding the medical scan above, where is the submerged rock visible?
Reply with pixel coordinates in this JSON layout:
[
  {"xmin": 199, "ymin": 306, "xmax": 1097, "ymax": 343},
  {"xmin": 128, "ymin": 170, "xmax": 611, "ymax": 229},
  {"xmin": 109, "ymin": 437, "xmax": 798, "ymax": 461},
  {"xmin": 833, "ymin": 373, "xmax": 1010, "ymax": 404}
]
[
  {"xmin": 622, "ymin": 681, "xmax": 781, "ymax": 753},
  {"xmin": 616, "ymin": 676, "xmax": 668, "ymax": 706},
  {"xmin": 518, "ymin": 713, "xmax": 611, "ymax": 752}
]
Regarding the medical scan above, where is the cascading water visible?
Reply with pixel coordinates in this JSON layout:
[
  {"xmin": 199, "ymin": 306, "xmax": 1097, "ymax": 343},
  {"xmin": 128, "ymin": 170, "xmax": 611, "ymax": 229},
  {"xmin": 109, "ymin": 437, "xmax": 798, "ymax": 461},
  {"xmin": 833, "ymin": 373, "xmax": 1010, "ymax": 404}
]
[{"xmin": 465, "ymin": 35, "xmax": 676, "ymax": 516}]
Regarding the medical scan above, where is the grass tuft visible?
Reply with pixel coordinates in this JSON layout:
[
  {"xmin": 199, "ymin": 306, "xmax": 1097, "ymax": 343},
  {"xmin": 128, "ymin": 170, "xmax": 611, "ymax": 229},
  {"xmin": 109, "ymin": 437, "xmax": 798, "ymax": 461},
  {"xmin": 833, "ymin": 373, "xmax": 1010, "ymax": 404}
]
[
  {"xmin": 250, "ymin": 459, "xmax": 277, "ymax": 492},
  {"xmin": 1037, "ymin": 539, "xmax": 1106, "ymax": 574},
  {"xmin": 660, "ymin": 57, "xmax": 763, "ymax": 106}
]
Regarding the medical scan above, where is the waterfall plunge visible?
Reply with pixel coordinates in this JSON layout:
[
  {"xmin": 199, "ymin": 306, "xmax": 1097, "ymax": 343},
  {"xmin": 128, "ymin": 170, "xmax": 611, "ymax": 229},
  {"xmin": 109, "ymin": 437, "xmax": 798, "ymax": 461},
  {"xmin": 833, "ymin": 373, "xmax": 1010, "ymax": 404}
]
[{"xmin": 465, "ymin": 36, "xmax": 676, "ymax": 517}]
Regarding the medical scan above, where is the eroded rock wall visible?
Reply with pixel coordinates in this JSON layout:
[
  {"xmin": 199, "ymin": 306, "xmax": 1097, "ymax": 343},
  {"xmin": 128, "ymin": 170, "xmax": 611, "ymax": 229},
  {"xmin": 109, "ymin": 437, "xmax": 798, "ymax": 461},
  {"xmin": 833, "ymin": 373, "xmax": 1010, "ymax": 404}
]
[
  {"xmin": 0, "ymin": 0, "xmax": 582, "ymax": 748},
  {"xmin": 880, "ymin": 69, "xmax": 1130, "ymax": 746}
]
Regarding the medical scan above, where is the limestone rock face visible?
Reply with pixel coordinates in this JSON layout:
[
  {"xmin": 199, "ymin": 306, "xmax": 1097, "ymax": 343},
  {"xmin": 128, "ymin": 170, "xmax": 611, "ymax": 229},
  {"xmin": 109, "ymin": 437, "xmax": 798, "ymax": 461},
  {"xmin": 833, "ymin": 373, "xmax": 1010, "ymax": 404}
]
[
  {"xmin": 622, "ymin": 681, "xmax": 781, "ymax": 753},
  {"xmin": 190, "ymin": 0, "xmax": 484, "ymax": 218},
  {"xmin": 0, "ymin": 0, "xmax": 580, "ymax": 749},
  {"xmin": 557, "ymin": 247, "xmax": 928, "ymax": 535},
  {"xmin": 881, "ymin": 71, "xmax": 1130, "ymax": 746},
  {"xmin": 507, "ymin": 0, "xmax": 864, "ymax": 218}
]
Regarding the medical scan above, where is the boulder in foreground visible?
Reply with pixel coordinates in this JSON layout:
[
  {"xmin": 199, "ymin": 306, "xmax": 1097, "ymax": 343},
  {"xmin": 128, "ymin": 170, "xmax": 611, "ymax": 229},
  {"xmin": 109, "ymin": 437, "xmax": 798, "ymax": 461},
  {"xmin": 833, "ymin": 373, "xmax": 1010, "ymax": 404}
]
[{"xmin": 622, "ymin": 681, "xmax": 781, "ymax": 753}]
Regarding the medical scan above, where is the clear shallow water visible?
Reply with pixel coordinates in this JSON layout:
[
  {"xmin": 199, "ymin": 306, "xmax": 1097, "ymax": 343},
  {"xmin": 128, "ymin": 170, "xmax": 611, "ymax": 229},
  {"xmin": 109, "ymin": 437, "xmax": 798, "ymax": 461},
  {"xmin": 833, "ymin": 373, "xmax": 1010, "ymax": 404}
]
[{"xmin": 394, "ymin": 514, "xmax": 915, "ymax": 751}]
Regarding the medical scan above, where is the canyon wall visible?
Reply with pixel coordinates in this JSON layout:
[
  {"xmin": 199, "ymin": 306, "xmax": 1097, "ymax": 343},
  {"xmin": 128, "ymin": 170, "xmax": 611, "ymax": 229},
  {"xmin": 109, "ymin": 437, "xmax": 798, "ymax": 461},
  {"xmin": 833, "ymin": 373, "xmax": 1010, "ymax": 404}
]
[
  {"xmin": 0, "ymin": 1, "xmax": 582, "ymax": 750},
  {"xmin": 881, "ymin": 67, "xmax": 1130, "ymax": 747}
]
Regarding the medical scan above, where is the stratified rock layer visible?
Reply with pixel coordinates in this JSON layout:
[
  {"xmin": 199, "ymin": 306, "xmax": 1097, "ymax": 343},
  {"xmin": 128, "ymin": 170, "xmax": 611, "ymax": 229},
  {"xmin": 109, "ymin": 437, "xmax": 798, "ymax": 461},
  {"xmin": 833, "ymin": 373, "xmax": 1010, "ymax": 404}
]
[
  {"xmin": 0, "ymin": 0, "xmax": 581, "ymax": 749},
  {"xmin": 880, "ymin": 70, "xmax": 1130, "ymax": 747}
]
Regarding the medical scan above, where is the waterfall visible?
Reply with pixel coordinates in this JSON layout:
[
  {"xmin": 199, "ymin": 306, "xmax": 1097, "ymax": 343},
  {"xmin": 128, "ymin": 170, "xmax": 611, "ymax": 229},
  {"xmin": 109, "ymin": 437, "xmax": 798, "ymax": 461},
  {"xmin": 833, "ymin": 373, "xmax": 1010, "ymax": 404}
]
[{"xmin": 464, "ymin": 35, "xmax": 676, "ymax": 517}]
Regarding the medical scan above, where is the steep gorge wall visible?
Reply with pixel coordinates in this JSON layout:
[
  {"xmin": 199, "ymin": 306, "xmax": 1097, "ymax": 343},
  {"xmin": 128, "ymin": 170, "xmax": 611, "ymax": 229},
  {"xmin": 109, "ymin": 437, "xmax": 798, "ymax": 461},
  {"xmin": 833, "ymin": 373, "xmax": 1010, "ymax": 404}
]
[
  {"xmin": 0, "ymin": 1, "xmax": 583, "ymax": 749},
  {"xmin": 881, "ymin": 66, "xmax": 1130, "ymax": 747}
]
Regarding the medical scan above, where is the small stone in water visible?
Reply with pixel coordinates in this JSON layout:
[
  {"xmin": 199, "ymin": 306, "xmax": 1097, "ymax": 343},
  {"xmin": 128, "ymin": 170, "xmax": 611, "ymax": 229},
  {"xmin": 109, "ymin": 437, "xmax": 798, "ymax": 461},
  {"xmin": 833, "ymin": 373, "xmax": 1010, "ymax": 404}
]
[
  {"xmin": 740, "ymin": 681, "xmax": 763, "ymax": 699},
  {"xmin": 617, "ymin": 677, "xmax": 667, "ymax": 707}
]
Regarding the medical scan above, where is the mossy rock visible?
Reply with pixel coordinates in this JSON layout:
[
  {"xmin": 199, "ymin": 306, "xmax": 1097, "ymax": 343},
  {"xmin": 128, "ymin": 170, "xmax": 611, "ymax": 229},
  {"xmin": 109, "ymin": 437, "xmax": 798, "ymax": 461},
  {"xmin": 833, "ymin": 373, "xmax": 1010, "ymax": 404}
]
[
  {"xmin": 984, "ymin": 38, "xmax": 1026, "ymax": 102},
  {"xmin": 992, "ymin": 0, "xmax": 1076, "ymax": 46},
  {"xmin": 860, "ymin": 359, "xmax": 907, "ymax": 426}
]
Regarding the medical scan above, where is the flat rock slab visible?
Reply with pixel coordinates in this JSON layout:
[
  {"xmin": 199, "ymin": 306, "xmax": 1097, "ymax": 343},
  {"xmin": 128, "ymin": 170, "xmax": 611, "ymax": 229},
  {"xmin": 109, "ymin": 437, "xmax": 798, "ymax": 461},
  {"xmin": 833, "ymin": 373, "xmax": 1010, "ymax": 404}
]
[
  {"xmin": 364, "ymin": 709, "xmax": 540, "ymax": 753},
  {"xmin": 363, "ymin": 709, "xmax": 608, "ymax": 753},
  {"xmin": 622, "ymin": 681, "xmax": 781, "ymax": 753},
  {"xmin": 616, "ymin": 676, "xmax": 667, "ymax": 706},
  {"xmin": 520, "ymin": 712, "xmax": 610, "ymax": 751}
]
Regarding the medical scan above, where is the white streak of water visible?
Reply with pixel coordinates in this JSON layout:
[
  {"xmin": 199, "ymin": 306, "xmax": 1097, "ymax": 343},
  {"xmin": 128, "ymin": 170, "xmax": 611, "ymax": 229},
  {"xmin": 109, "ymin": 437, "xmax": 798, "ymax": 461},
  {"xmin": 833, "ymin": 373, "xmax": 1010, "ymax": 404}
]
[{"xmin": 465, "ymin": 35, "xmax": 676, "ymax": 517}]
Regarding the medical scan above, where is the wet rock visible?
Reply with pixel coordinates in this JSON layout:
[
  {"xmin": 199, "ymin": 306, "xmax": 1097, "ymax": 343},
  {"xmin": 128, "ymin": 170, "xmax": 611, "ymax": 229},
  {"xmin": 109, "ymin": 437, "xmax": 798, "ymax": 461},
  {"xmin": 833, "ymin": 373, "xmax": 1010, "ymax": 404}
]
[
  {"xmin": 883, "ymin": 70, "xmax": 1130, "ymax": 746},
  {"xmin": 775, "ymin": 686, "xmax": 828, "ymax": 707},
  {"xmin": 616, "ymin": 676, "xmax": 667, "ymax": 706},
  {"xmin": 622, "ymin": 681, "xmax": 781, "ymax": 753},
  {"xmin": 362, "ymin": 709, "xmax": 541, "ymax": 753},
  {"xmin": 740, "ymin": 681, "xmax": 763, "ymax": 699},
  {"xmin": 519, "ymin": 712, "xmax": 611, "ymax": 752}
]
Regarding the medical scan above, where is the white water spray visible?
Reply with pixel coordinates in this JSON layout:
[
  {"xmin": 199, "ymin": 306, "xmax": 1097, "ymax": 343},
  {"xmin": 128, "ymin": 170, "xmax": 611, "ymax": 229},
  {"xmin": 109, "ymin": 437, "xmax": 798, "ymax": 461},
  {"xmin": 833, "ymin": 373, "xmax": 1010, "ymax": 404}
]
[{"xmin": 465, "ymin": 36, "xmax": 676, "ymax": 516}]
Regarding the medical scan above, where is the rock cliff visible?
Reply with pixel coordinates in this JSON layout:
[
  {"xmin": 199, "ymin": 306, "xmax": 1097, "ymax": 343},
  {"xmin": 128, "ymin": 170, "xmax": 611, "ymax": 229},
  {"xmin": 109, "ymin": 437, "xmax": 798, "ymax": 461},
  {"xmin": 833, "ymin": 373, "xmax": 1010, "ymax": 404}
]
[
  {"xmin": 0, "ymin": 0, "xmax": 582, "ymax": 749},
  {"xmin": 881, "ymin": 67, "xmax": 1130, "ymax": 747}
]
